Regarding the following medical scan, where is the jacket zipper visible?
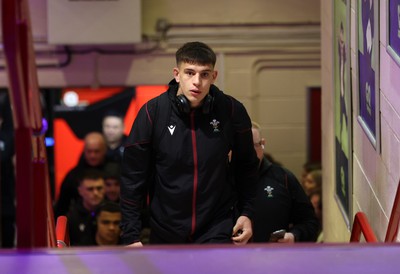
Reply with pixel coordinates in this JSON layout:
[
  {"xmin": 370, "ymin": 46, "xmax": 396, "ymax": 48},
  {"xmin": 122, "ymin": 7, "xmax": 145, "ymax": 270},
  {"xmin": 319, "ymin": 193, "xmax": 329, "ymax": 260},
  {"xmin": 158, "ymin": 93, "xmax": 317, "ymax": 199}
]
[{"xmin": 190, "ymin": 110, "xmax": 198, "ymax": 236}]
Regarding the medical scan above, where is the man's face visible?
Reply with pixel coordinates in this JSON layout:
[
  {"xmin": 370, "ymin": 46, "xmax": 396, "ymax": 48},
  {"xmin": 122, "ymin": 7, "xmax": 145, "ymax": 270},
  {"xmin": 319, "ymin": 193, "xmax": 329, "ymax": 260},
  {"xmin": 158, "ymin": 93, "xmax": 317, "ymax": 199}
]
[
  {"xmin": 310, "ymin": 193, "xmax": 321, "ymax": 220},
  {"xmin": 84, "ymin": 139, "xmax": 107, "ymax": 167},
  {"xmin": 105, "ymin": 178, "xmax": 120, "ymax": 202},
  {"xmin": 78, "ymin": 178, "xmax": 105, "ymax": 210},
  {"xmin": 251, "ymin": 128, "xmax": 265, "ymax": 163},
  {"xmin": 303, "ymin": 173, "xmax": 317, "ymax": 194},
  {"xmin": 96, "ymin": 211, "xmax": 121, "ymax": 245},
  {"xmin": 173, "ymin": 62, "xmax": 218, "ymax": 109},
  {"xmin": 102, "ymin": 117, "xmax": 125, "ymax": 145}
]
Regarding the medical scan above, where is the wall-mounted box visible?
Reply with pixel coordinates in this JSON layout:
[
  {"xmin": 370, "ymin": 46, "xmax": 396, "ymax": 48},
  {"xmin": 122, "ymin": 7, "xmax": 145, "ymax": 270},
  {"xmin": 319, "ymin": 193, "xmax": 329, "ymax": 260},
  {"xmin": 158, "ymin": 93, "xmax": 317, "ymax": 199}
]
[{"xmin": 48, "ymin": 0, "xmax": 141, "ymax": 44}]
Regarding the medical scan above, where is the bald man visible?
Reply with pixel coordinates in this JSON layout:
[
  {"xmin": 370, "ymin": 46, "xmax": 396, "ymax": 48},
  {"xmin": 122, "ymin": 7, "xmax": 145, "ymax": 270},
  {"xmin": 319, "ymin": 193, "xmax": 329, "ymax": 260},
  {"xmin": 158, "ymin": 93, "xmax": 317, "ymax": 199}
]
[
  {"xmin": 83, "ymin": 132, "xmax": 108, "ymax": 167},
  {"xmin": 54, "ymin": 132, "xmax": 109, "ymax": 218}
]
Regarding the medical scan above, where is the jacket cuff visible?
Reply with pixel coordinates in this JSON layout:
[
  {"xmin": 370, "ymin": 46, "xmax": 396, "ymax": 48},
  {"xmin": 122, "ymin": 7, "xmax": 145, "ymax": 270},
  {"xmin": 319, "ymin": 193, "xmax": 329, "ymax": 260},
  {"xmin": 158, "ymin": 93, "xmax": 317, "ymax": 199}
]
[{"xmin": 121, "ymin": 233, "xmax": 141, "ymax": 245}]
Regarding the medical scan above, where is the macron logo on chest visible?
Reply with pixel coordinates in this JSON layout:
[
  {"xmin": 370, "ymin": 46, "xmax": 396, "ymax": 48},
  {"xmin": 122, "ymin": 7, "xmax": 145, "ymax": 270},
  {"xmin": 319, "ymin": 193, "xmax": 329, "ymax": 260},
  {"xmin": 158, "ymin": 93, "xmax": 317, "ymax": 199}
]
[{"xmin": 168, "ymin": 125, "xmax": 176, "ymax": 135}]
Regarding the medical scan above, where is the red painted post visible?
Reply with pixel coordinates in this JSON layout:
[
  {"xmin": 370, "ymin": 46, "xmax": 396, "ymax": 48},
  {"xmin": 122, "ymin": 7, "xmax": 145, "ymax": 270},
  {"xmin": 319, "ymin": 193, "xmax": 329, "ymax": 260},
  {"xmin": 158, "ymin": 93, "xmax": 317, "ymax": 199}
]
[
  {"xmin": 56, "ymin": 216, "xmax": 70, "ymax": 248},
  {"xmin": 32, "ymin": 137, "xmax": 48, "ymax": 247},
  {"xmin": 2, "ymin": 0, "xmax": 34, "ymax": 248},
  {"xmin": 2, "ymin": 0, "xmax": 54, "ymax": 248}
]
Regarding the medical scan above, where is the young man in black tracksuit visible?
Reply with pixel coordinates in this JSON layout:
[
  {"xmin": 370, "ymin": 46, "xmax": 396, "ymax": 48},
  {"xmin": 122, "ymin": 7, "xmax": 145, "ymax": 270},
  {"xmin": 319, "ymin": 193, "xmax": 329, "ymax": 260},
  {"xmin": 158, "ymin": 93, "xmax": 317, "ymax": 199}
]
[
  {"xmin": 251, "ymin": 122, "xmax": 320, "ymax": 243},
  {"xmin": 120, "ymin": 41, "xmax": 259, "ymax": 246}
]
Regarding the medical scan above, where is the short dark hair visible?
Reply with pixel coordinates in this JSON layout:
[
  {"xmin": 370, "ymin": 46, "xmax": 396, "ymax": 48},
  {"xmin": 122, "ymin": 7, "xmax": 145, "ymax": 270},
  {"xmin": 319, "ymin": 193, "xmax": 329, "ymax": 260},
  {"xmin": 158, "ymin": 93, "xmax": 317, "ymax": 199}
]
[
  {"xmin": 103, "ymin": 162, "xmax": 121, "ymax": 180},
  {"xmin": 102, "ymin": 110, "xmax": 124, "ymax": 122},
  {"xmin": 78, "ymin": 168, "xmax": 105, "ymax": 186},
  {"xmin": 96, "ymin": 201, "xmax": 121, "ymax": 217},
  {"xmin": 303, "ymin": 161, "xmax": 322, "ymax": 173},
  {"xmin": 176, "ymin": 41, "xmax": 216, "ymax": 67}
]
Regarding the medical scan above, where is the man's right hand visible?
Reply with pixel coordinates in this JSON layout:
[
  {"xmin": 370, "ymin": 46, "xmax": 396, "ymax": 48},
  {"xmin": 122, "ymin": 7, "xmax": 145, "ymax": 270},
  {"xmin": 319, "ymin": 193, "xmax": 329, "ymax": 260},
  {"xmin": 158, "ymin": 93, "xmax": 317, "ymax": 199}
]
[{"xmin": 125, "ymin": 241, "xmax": 143, "ymax": 248}]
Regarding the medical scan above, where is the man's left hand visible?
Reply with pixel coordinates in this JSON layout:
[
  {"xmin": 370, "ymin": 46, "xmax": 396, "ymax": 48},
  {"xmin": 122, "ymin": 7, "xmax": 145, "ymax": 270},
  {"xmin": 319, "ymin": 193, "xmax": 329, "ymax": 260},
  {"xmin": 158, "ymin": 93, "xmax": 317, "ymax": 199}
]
[
  {"xmin": 232, "ymin": 215, "xmax": 252, "ymax": 245},
  {"xmin": 277, "ymin": 232, "xmax": 295, "ymax": 243}
]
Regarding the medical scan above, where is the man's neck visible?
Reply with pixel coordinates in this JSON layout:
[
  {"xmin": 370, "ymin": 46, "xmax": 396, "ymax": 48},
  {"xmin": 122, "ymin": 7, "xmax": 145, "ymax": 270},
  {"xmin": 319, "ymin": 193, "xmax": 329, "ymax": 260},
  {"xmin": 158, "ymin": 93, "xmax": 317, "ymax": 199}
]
[
  {"xmin": 96, "ymin": 234, "xmax": 117, "ymax": 246},
  {"xmin": 83, "ymin": 202, "xmax": 97, "ymax": 213},
  {"xmin": 108, "ymin": 141, "xmax": 121, "ymax": 150}
]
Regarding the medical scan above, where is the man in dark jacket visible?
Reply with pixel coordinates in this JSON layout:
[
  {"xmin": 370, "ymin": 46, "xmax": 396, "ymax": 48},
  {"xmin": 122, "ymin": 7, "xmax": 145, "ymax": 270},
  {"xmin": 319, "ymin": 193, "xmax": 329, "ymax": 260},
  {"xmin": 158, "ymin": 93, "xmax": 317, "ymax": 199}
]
[
  {"xmin": 251, "ymin": 122, "xmax": 320, "ymax": 243},
  {"xmin": 121, "ymin": 41, "xmax": 259, "ymax": 246},
  {"xmin": 54, "ymin": 132, "xmax": 109, "ymax": 218},
  {"xmin": 102, "ymin": 110, "xmax": 127, "ymax": 163},
  {"xmin": 67, "ymin": 169, "xmax": 105, "ymax": 246}
]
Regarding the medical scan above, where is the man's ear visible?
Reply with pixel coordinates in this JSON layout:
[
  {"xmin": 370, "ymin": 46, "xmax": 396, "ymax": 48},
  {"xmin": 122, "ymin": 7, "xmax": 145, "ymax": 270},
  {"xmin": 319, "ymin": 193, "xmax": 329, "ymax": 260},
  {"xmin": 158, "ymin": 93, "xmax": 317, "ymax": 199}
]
[
  {"xmin": 211, "ymin": 70, "xmax": 218, "ymax": 83},
  {"xmin": 261, "ymin": 138, "xmax": 266, "ymax": 150},
  {"xmin": 173, "ymin": 67, "xmax": 180, "ymax": 82}
]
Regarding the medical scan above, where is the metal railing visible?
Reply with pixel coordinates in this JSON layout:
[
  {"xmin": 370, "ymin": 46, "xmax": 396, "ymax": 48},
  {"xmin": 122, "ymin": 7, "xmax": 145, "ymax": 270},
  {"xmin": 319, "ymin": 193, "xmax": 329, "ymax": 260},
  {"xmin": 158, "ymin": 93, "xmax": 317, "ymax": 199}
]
[
  {"xmin": 2, "ymin": 0, "xmax": 56, "ymax": 248},
  {"xmin": 350, "ymin": 212, "xmax": 378, "ymax": 243},
  {"xmin": 56, "ymin": 216, "xmax": 70, "ymax": 248},
  {"xmin": 385, "ymin": 179, "xmax": 400, "ymax": 242}
]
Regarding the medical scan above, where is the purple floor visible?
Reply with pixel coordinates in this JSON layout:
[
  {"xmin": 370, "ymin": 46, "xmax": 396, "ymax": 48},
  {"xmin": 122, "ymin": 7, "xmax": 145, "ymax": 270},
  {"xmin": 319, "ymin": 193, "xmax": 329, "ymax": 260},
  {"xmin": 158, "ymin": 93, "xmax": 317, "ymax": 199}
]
[{"xmin": 0, "ymin": 243, "xmax": 399, "ymax": 274}]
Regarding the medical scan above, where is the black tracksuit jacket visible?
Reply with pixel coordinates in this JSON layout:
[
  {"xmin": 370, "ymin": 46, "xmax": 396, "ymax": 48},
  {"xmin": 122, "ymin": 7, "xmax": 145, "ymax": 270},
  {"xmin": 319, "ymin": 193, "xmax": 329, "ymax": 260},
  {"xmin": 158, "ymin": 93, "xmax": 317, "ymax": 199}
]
[
  {"xmin": 252, "ymin": 158, "xmax": 320, "ymax": 242},
  {"xmin": 120, "ymin": 81, "xmax": 259, "ymax": 244}
]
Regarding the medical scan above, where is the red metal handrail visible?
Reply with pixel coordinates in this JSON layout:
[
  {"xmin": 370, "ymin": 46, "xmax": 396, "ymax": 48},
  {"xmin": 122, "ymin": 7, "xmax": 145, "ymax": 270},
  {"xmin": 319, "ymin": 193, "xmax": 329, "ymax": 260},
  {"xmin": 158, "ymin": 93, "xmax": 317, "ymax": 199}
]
[
  {"xmin": 350, "ymin": 212, "xmax": 378, "ymax": 243},
  {"xmin": 385, "ymin": 179, "xmax": 400, "ymax": 242},
  {"xmin": 2, "ymin": 0, "xmax": 56, "ymax": 247},
  {"xmin": 56, "ymin": 216, "xmax": 70, "ymax": 248}
]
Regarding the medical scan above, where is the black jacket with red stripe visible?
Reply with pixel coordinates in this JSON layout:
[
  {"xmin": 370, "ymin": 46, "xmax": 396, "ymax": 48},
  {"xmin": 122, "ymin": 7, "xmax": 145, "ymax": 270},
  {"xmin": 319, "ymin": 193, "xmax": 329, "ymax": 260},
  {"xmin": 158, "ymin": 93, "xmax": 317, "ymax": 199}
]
[{"xmin": 120, "ymin": 81, "xmax": 259, "ymax": 244}]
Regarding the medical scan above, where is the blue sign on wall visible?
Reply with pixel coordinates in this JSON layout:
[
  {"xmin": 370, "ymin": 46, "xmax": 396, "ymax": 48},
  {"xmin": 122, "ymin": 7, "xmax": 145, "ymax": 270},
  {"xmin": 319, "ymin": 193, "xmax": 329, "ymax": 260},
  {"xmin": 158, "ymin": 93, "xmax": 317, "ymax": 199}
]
[{"xmin": 388, "ymin": 0, "xmax": 400, "ymax": 66}]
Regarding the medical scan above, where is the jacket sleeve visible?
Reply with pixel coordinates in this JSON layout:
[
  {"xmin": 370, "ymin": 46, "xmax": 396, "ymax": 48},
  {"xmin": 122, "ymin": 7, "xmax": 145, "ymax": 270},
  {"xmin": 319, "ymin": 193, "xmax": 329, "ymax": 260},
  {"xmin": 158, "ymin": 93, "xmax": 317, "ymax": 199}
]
[
  {"xmin": 54, "ymin": 168, "xmax": 79, "ymax": 218},
  {"xmin": 285, "ymin": 169, "xmax": 320, "ymax": 242},
  {"xmin": 120, "ymin": 100, "xmax": 156, "ymax": 244},
  {"xmin": 230, "ymin": 99, "xmax": 259, "ymax": 219}
]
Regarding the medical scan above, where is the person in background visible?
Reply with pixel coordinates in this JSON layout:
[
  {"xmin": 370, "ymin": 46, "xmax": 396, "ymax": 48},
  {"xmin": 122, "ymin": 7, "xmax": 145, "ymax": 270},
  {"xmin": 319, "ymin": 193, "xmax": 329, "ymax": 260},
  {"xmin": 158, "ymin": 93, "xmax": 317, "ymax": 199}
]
[
  {"xmin": 103, "ymin": 161, "xmax": 121, "ymax": 203},
  {"xmin": 54, "ymin": 132, "xmax": 108, "ymax": 218},
  {"xmin": 94, "ymin": 202, "xmax": 122, "ymax": 246},
  {"xmin": 301, "ymin": 161, "xmax": 321, "ymax": 187},
  {"xmin": 120, "ymin": 41, "xmax": 259, "ymax": 247},
  {"xmin": 102, "ymin": 110, "xmax": 127, "ymax": 163},
  {"xmin": 251, "ymin": 121, "xmax": 319, "ymax": 243},
  {"xmin": 67, "ymin": 169, "xmax": 105, "ymax": 246},
  {"xmin": 302, "ymin": 169, "xmax": 322, "ymax": 196},
  {"xmin": 308, "ymin": 186, "xmax": 323, "ymax": 242}
]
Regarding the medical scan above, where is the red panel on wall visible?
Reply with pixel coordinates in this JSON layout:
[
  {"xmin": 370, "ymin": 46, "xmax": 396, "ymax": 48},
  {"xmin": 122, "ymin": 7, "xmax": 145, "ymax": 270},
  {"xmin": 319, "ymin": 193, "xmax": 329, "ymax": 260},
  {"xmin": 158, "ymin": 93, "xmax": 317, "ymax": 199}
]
[
  {"xmin": 124, "ymin": 85, "xmax": 168, "ymax": 135},
  {"xmin": 54, "ymin": 85, "xmax": 166, "ymax": 200},
  {"xmin": 54, "ymin": 119, "xmax": 84, "ymax": 199},
  {"xmin": 307, "ymin": 87, "xmax": 322, "ymax": 163},
  {"xmin": 61, "ymin": 87, "xmax": 123, "ymax": 105}
]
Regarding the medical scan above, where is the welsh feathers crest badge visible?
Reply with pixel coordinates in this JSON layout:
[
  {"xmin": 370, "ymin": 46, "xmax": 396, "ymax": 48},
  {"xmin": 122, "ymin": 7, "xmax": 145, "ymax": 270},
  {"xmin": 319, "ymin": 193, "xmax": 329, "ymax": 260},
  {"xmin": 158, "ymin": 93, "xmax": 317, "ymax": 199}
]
[{"xmin": 210, "ymin": 119, "xmax": 220, "ymax": 132}]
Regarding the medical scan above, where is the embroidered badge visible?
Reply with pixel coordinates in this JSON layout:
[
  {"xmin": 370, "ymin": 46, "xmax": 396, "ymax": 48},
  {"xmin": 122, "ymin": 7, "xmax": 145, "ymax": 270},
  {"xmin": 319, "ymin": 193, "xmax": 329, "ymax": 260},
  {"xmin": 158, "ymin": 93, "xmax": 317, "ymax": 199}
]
[
  {"xmin": 264, "ymin": 186, "xmax": 274, "ymax": 198},
  {"xmin": 210, "ymin": 119, "xmax": 220, "ymax": 132}
]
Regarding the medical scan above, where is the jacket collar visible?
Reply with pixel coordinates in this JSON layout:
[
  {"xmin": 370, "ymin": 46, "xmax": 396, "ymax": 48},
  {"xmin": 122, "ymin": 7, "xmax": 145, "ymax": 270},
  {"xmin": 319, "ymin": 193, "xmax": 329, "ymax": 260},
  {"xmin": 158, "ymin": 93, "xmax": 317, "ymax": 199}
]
[{"xmin": 259, "ymin": 156, "xmax": 273, "ymax": 176}]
